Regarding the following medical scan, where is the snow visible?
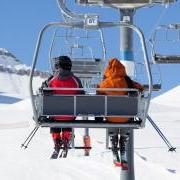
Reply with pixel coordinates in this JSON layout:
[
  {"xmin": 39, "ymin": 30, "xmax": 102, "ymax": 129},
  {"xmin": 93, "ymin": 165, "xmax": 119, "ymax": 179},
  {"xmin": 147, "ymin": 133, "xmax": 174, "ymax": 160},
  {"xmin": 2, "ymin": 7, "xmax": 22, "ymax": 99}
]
[
  {"xmin": 0, "ymin": 48, "xmax": 20, "ymax": 67},
  {"xmin": 0, "ymin": 72, "xmax": 44, "ymax": 99},
  {"xmin": 0, "ymin": 68, "xmax": 180, "ymax": 179},
  {"xmin": 152, "ymin": 85, "xmax": 180, "ymax": 107}
]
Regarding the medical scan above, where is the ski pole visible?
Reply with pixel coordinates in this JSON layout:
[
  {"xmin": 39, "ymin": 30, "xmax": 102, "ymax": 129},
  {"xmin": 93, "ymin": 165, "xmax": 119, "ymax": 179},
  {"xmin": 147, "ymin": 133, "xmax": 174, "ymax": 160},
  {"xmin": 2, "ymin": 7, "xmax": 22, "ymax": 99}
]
[
  {"xmin": 147, "ymin": 115, "xmax": 175, "ymax": 151},
  {"xmin": 21, "ymin": 125, "xmax": 40, "ymax": 149},
  {"xmin": 21, "ymin": 126, "xmax": 38, "ymax": 147},
  {"xmin": 148, "ymin": 116, "xmax": 171, "ymax": 145},
  {"xmin": 147, "ymin": 115, "xmax": 176, "ymax": 152}
]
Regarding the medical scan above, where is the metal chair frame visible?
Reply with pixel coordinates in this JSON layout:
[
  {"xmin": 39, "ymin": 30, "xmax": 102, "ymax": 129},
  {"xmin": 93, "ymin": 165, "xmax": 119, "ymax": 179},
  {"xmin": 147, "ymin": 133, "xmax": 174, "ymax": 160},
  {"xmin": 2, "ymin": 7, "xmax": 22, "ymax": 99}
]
[
  {"xmin": 29, "ymin": 21, "xmax": 152, "ymax": 129},
  {"xmin": 150, "ymin": 23, "xmax": 180, "ymax": 64}
]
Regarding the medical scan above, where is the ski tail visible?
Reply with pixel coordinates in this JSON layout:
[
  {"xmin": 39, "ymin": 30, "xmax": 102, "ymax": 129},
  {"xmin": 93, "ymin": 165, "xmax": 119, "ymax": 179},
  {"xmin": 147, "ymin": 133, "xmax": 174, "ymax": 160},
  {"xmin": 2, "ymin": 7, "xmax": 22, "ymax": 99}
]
[{"xmin": 59, "ymin": 138, "xmax": 72, "ymax": 158}]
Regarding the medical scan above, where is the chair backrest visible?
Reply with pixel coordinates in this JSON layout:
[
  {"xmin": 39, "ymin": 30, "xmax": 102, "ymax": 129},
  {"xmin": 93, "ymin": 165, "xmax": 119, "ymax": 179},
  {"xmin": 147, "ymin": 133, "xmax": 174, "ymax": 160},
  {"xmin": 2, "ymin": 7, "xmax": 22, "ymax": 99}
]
[{"xmin": 41, "ymin": 94, "xmax": 138, "ymax": 117}]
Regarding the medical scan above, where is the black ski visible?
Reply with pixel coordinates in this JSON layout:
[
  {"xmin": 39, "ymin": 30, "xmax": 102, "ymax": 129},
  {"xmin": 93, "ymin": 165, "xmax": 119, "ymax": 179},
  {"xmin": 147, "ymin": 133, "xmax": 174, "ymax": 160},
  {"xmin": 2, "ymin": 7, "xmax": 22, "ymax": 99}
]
[
  {"xmin": 50, "ymin": 149, "xmax": 60, "ymax": 159},
  {"xmin": 59, "ymin": 140, "xmax": 71, "ymax": 158},
  {"xmin": 112, "ymin": 147, "xmax": 121, "ymax": 167},
  {"xmin": 59, "ymin": 148, "xmax": 68, "ymax": 158},
  {"xmin": 110, "ymin": 135, "xmax": 121, "ymax": 167},
  {"xmin": 120, "ymin": 151, "xmax": 128, "ymax": 170}
]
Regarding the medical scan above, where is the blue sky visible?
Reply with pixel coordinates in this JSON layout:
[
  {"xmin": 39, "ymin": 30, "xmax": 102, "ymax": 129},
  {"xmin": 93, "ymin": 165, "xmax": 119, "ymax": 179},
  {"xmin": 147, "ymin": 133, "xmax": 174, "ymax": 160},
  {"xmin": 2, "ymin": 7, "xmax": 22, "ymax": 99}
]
[{"xmin": 0, "ymin": 0, "xmax": 180, "ymax": 96}]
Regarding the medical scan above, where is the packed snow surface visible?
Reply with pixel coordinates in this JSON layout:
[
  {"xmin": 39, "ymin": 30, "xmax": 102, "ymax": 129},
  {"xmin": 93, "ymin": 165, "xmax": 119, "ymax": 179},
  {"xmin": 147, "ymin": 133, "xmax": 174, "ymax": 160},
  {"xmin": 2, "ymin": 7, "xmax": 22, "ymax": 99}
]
[
  {"xmin": 0, "ymin": 54, "xmax": 180, "ymax": 179},
  {"xmin": 0, "ymin": 85, "xmax": 180, "ymax": 179}
]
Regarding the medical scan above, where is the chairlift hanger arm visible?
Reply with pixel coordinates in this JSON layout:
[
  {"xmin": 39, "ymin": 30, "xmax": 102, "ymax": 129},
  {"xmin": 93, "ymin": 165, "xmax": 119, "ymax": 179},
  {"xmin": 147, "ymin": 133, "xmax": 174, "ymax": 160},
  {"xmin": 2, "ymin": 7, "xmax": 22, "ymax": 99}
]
[{"xmin": 57, "ymin": 0, "xmax": 85, "ymax": 20}]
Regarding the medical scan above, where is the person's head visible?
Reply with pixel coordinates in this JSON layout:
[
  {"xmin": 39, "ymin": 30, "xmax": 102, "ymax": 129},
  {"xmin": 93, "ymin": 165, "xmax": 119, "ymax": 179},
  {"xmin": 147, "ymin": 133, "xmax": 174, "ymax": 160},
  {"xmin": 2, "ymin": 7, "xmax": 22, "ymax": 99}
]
[
  {"xmin": 103, "ymin": 58, "xmax": 127, "ymax": 78},
  {"xmin": 53, "ymin": 56, "xmax": 72, "ymax": 71}
]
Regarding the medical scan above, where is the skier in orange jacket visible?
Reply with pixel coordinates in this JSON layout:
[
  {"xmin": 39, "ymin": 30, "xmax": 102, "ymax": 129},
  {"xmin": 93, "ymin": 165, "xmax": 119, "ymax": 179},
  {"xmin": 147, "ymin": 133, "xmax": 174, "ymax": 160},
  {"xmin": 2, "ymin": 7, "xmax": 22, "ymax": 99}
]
[{"xmin": 97, "ymin": 58, "xmax": 143, "ymax": 168}]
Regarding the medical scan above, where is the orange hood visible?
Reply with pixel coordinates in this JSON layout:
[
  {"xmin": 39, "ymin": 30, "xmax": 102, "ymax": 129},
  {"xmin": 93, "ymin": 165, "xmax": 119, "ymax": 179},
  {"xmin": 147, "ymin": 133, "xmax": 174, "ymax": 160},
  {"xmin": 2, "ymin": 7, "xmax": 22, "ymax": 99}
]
[{"xmin": 104, "ymin": 58, "xmax": 126, "ymax": 79}]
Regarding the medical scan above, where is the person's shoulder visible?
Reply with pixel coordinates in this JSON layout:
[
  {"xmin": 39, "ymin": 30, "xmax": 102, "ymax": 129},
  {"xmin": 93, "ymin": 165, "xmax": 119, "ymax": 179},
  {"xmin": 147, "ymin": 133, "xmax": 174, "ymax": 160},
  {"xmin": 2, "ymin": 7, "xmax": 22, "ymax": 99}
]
[
  {"xmin": 47, "ymin": 74, "xmax": 54, "ymax": 81},
  {"xmin": 72, "ymin": 74, "xmax": 80, "ymax": 79},
  {"xmin": 98, "ymin": 78, "xmax": 111, "ymax": 88},
  {"xmin": 72, "ymin": 74, "xmax": 82, "ymax": 82}
]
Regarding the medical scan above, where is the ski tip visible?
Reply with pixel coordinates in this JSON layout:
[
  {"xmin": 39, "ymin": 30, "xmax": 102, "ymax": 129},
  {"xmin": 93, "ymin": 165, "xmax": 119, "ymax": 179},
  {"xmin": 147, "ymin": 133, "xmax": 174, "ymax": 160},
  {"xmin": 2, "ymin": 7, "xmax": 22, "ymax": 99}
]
[
  {"xmin": 50, "ymin": 155, "xmax": 58, "ymax": 159},
  {"xmin": 113, "ymin": 161, "xmax": 129, "ymax": 171},
  {"xmin": 113, "ymin": 160, "xmax": 122, "ymax": 167}
]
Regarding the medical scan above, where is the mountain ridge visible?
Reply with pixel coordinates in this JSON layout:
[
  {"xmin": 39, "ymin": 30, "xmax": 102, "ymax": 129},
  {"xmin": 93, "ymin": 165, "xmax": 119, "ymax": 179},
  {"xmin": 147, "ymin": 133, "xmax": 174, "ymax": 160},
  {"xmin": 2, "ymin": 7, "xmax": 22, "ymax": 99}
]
[{"xmin": 0, "ymin": 48, "xmax": 49, "ymax": 78}]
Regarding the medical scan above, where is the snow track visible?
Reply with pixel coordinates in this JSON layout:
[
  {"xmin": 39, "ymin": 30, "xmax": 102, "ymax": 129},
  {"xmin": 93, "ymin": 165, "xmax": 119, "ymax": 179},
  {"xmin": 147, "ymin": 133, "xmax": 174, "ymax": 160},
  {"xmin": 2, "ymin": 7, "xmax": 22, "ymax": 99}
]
[{"xmin": 0, "ymin": 85, "xmax": 180, "ymax": 179}]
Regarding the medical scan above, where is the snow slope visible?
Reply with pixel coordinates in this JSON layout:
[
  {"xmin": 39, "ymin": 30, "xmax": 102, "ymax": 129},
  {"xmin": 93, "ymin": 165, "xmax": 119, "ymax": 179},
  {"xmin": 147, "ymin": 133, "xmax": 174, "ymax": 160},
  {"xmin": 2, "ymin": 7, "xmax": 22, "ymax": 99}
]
[
  {"xmin": 0, "ymin": 50, "xmax": 45, "ymax": 123},
  {"xmin": 0, "ymin": 85, "xmax": 180, "ymax": 180},
  {"xmin": 152, "ymin": 85, "xmax": 180, "ymax": 107},
  {"xmin": 0, "ymin": 72, "xmax": 44, "ymax": 99},
  {"xmin": 0, "ymin": 49, "xmax": 179, "ymax": 179},
  {"xmin": 0, "ymin": 48, "xmax": 49, "ymax": 99}
]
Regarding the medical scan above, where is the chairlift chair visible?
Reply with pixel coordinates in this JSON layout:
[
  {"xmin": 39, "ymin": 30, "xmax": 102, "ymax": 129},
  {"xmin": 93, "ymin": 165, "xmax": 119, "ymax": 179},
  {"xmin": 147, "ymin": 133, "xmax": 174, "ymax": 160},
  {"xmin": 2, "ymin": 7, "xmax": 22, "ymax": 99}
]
[
  {"xmin": 29, "ymin": 21, "xmax": 152, "ymax": 132},
  {"xmin": 150, "ymin": 23, "xmax": 180, "ymax": 64},
  {"xmin": 26, "ymin": 0, "xmax": 155, "ymax": 149}
]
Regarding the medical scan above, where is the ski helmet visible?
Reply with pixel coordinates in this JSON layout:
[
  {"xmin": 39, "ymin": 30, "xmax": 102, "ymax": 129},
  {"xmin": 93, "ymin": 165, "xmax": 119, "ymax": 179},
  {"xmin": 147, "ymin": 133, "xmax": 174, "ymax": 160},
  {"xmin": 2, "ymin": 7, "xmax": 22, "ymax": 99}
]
[{"xmin": 54, "ymin": 56, "xmax": 72, "ymax": 70}]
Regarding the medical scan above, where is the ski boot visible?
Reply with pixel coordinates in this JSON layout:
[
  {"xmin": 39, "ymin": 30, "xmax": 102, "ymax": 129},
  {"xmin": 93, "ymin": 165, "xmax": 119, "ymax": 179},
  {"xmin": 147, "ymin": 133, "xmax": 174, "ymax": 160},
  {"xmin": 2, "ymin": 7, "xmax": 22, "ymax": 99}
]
[{"xmin": 83, "ymin": 135, "xmax": 91, "ymax": 156}]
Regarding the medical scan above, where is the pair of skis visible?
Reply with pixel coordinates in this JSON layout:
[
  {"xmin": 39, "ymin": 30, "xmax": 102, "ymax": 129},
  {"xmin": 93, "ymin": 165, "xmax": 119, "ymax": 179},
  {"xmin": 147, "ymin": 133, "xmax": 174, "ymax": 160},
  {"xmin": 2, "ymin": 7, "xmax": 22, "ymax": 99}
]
[
  {"xmin": 51, "ymin": 148, "xmax": 68, "ymax": 159},
  {"xmin": 51, "ymin": 141, "xmax": 70, "ymax": 159}
]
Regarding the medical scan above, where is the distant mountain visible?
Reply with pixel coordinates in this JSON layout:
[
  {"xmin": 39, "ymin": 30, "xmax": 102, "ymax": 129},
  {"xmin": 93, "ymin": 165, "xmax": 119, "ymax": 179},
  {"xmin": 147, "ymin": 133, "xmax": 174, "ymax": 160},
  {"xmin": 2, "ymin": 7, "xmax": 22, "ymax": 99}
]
[
  {"xmin": 0, "ymin": 48, "xmax": 20, "ymax": 66},
  {"xmin": 0, "ymin": 48, "xmax": 49, "ymax": 99},
  {"xmin": 0, "ymin": 48, "xmax": 49, "ymax": 77}
]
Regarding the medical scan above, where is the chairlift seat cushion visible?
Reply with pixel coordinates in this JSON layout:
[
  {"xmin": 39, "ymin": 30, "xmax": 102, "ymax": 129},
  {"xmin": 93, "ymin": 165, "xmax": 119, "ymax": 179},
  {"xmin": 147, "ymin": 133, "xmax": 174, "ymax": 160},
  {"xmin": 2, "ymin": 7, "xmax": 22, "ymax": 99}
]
[{"xmin": 43, "ymin": 95, "xmax": 74, "ymax": 115}]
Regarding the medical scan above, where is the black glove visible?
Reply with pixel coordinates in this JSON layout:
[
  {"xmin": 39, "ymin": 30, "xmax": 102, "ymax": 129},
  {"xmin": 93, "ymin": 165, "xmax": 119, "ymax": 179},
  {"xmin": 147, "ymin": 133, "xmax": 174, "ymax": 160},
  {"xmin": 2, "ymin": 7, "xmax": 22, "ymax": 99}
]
[
  {"xmin": 95, "ymin": 117, "xmax": 104, "ymax": 122},
  {"xmin": 39, "ymin": 75, "xmax": 53, "ymax": 95}
]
